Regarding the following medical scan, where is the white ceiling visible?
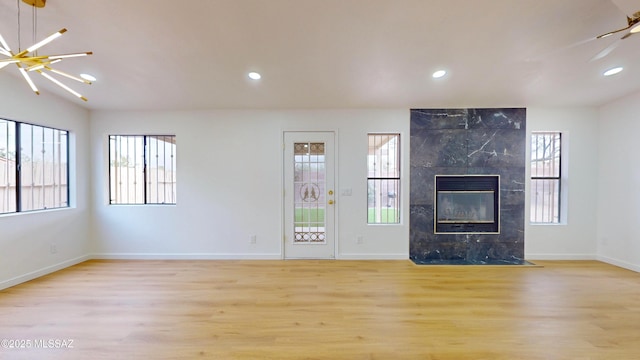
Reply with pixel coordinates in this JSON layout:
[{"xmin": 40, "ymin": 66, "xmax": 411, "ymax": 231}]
[{"xmin": 1, "ymin": 0, "xmax": 639, "ymax": 111}]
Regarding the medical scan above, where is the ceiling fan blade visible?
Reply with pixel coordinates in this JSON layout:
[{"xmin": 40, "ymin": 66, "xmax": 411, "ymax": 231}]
[
  {"xmin": 620, "ymin": 31, "xmax": 635, "ymax": 39},
  {"xmin": 565, "ymin": 37, "xmax": 597, "ymax": 50},
  {"xmin": 596, "ymin": 25, "xmax": 631, "ymax": 39},
  {"xmin": 590, "ymin": 40, "xmax": 621, "ymax": 61}
]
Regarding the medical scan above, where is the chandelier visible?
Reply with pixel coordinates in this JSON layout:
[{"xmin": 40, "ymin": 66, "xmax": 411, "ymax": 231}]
[{"xmin": 0, "ymin": 0, "xmax": 93, "ymax": 101}]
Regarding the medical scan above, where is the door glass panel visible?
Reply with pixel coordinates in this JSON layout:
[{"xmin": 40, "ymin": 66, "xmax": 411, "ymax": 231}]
[{"xmin": 293, "ymin": 142, "xmax": 326, "ymax": 243}]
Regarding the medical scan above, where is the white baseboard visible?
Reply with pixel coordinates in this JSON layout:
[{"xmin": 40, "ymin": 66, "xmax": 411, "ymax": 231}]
[
  {"xmin": 94, "ymin": 253, "xmax": 410, "ymax": 260},
  {"xmin": 525, "ymin": 253, "xmax": 596, "ymax": 261},
  {"xmin": 597, "ymin": 255, "xmax": 640, "ymax": 273},
  {"xmin": 337, "ymin": 253, "xmax": 408, "ymax": 260},
  {"xmin": 92, "ymin": 253, "xmax": 284, "ymax": 260},
  {"xmin": 0, "ymin": 254, "xmax": 91, "ymax": 291}
]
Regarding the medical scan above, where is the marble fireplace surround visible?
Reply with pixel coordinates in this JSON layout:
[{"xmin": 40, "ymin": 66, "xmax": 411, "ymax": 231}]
[{"xmin": 410, "ymin": 108, "xmax": 526, "ymax": 265}]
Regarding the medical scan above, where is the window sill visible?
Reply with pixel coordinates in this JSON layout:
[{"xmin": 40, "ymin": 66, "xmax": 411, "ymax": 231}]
[
  {"xmin": 0, "ymin": 206, "xmax": 73, "ymax": 218},
  {"xmin": 108, "ymin": 204, "xmax": 177, "ymax": 206},
  {"xmin": 530, "ymin": 222, "xmax": 566, "ymax": 226}
]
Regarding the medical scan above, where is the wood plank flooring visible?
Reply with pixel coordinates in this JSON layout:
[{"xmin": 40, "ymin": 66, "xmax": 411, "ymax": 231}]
[{"xmin": 1, "ymin": 260, "xmax": 639, "ymax": 359}]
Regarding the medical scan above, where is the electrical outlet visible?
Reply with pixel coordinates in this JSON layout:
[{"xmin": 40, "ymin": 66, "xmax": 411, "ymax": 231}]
[
  {"xmin": 357, "ymin": 235, "xmax": 364, "ymax": 244},
  {"xmin": 50, "ymin": 243, "xmax": 57, "ymax": 254},
  {"xmin": 250, "ymin": 235, "xmax": 257, "ymax": 244}
]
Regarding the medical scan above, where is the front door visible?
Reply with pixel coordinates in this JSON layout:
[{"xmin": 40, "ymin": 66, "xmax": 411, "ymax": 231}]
[{"xmin": 283, "ymin": 132, "xmax": 335, "ymax": 259}]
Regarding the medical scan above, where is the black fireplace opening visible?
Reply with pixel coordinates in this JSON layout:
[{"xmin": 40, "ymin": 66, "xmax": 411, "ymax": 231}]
[{"xmin": 435, "ymin": 175, "xmax": 500, "ymax": 233}]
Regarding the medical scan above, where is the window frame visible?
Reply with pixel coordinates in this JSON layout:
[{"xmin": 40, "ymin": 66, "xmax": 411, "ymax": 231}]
[
  {"xmin": 367, "ymin": 133, "xmax": 401, "ymax": 225},
  {"xmin": 530, "ymin": 131, "xmax": 562, "ymax": 224},
  {"xmin": 0, "ymin": 117, "xmax": 70, "ymax": 214},
  {"xmin": 108, "ymin": 134, "xmax": 177, "ymax": 205}
]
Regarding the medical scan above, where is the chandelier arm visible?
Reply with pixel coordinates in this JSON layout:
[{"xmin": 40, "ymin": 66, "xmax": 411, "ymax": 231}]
[
  {"xmin": 0, "ymin": 33, "xmax": 11, "ymax": 52},
  {"xmin": 48, "ymin": 51, "xmax": 92, "ymax": 60},
  {"xmin": 1, "ymin": 52, "xmax": 90, "ymax": 63},
  {"xmin": 38, "ymin": 70, "xmax": 87, "ymax": 101},
  {"xmin": 25, "ymin": 58, "xmax": 61, "ymax": 71},
  {"xmin": 0, "ymin": 55, "xmax": 49, "ymax": 62},
  {"xmin": 17, "ymin": 64, "xmax": 40, "ymax": 94},
  {"xmin": 15, "ymin": 28, "xmax": 66, "ymax": 57},
  {"xmin": 0, "ymin": 59, "xmax": 21, "ymax": 64},
  {"xmin": 44, "ymin": 66, "xmax": 91, "ymax": 84},
  {"xmin": 0, "ymin": 55, "xmax": 50, "ymax": 63}
]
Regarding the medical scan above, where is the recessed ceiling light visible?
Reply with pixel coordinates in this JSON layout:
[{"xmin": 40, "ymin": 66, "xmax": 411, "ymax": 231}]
[
  {"xmin": 248, "ymin": 72, "xmax": 261, "ymax": 80},
  {"xmin": 603, "ymin": 67, "xmax": 623, "ymax": 76},
  {"xmin": 80, "ymin": 73, "xmax": 96, "ymax": 82},
  {"xmin": 432, "ymin": 70, "xmax": 447, "ymax": 79}
]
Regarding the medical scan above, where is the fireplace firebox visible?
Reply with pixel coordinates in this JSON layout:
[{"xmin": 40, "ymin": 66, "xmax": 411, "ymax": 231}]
[{"xmin": 434, "ymin": 175, "xmax": 500, "ymax": 233}]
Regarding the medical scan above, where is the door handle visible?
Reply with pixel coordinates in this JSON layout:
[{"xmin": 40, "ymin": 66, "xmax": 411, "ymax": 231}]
[{"xmin": 328, "ymin": 200, "xmax": 335, "ymax": 205}]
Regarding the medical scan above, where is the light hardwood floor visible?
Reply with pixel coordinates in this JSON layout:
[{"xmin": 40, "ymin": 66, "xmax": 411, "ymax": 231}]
[{"xmin": 1, "ymin": 260, "xmax": 639, "ymax": 359}]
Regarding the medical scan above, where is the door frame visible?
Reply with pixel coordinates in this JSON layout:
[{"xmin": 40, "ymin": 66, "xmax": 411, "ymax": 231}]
[{"xmin": 282, "ymin": 130, "xmax": 338, "ymax": 259}]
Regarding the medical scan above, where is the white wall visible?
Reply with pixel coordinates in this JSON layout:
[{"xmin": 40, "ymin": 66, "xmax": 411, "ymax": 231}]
[
  {"xmin": 90, "ymin": 109, "xmax": 410, "ymax": 259},
  {"xmin": 91, "ymin": 107, "xmax": 605, "ymax": 262},
  {"xmin": 0, "ymin": 74, "xmax": 92, "ymax": 290},
  {"xmin": 2, "ymin": 73, "xmax": 633, "ymax": 288},
  {"xmin": 525, "ymin": 107, "xmax": 599, "ymax": 260},
  {"xmin": 597, "ymin": 92, "xmax": 640, "ymax": 272}
]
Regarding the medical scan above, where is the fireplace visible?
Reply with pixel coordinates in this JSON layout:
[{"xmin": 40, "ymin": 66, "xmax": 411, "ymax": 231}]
[
  {"xmin": 435, "ymin": 175, "xmax": 500, "ymax": 233},
  {"xmin": 410, "ymin": 108, "xmax": 525, "ymax": 264}
]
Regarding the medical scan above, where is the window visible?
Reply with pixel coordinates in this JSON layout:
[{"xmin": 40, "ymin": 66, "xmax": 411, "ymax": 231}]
[
  {"xmin": 109, "ymin": 135, "xmax": 176, "ymax": 205},
  {"xmin": 1, "ymin": 118, "xmax": 69, "ymax": 214},
  {"xmin": 530, "ymin": 131, "xmax": 561, "ymax": 223},
  {"xmin": 368, "ymin": 134, "xmax": 400, "ymax": 224}
]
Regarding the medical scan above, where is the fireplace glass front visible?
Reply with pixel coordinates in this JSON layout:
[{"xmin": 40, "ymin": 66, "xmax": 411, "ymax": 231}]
[{"xmin": 435, "ymin": 175, "xmax": 499, "ymax": 233}]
